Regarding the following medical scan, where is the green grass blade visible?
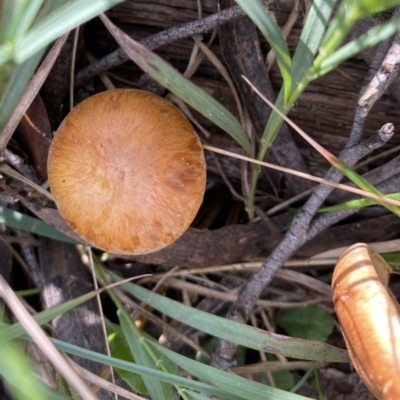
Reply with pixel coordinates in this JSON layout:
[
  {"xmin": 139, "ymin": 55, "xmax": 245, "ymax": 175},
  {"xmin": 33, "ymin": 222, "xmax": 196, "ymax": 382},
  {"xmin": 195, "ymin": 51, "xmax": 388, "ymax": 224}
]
[
  {"xmin": 235, "ymin": 0, "xmax": 292, "ymax": 103},
  {"xmin": 0, "ymin": 0, "xmax": 64, "ymax": 128},
  {"xmin": 319, "ymin": 192, "xmax": 400, "ymax": 212},
  {"xmin": 189, "ymin": 392, "xmax": 223, "ymax": 400},
  {"xmin": 33, "ymin": 0, "xmax": 66, "ymax": 25},
  {"xmin": 290, "ymin": 367, "xmax": 314, "ymax": 393},
  {"xmin": 48, "ymin": 338, "xmax": 244, "ymax": 400},
  {"xmin": 12, "ymin": 0, "xmax": 126, "ymax": 64},
  {"xmin": 316, "ymin": 16, "xmax": 400, "ymax": 78},
  {"xmin": 108, "ymin": 321, "xmax": 179, "ymax": 379},
  {"xmin": 107, "ymin": 322, "xmax": 148, "ymax": 394},
  {"xmin": 109, "ymin": 272, "xmax": 348, "ymax": 363},
  {"xmin": 259, "ymin": 91, "xmax": 286, "ymax": 157},
  {"xmin": 0, "ymin": 334, "xmax": 51, "ymax": 400},
  {"xmin": 349, "ymin": 0, "xmax": 400, "ymax": 15},
  {"xmin": 0, "ymin": 0, "xmax": 16, "ymax": 38},
  {"xmin": 257, "ymin": 0, "xmax": 336, "ymax": 157},
  {"xmin": 291, "ymin": 0, "xmax": 335, "ymax": 87},
  {"xmin": 119, "ymin": 312, "xmax": 176, "ymax": 400},
  {"xmin": 185, "ymin": 392, "xmax": 216, "ymax": 400},
  {"xmin": 317, "ymin": 3, "xmax": 357, "ymax": 58},
  {"xmin": 100, "ymin": 14, "xmax": 252, "ymax": 155},
  {"xmin": 0, "ymin": 50, "xmax": 44, "ymax": 129},
  {"xmin": 0, "ymin": 206, "xmax": 79, "ymax": 244},
  {"xmin": 0, "ymin": 0, "xmax": 30, "ymax": 39},
  {"xmin": 309, "ymin": 1, "xmax": 400, "ymax": 81},
  {"xmin": 0, "ymin": 291, "xmax": 99, "ymax": 344},
  {"xmin": 335, "ymin": 159, "xmax": 400, "ymax": 217},
  {"xmin": 30, "ymin": 384, "xmax": 71, "ymax": 400},
  {"xmin": 146, "ymin": 339, "xmax": 311, "ymax": 400},
  {"xmin": 12, "ymin": 0, "xmax": 45, "ymax": 40},
  {"xmin": 255, "ymin": 0, "xmax": 332, "ymax": 153},
  {"xmin": 95, "ymin": 259, "xmax": 182, "ymax": 399}
]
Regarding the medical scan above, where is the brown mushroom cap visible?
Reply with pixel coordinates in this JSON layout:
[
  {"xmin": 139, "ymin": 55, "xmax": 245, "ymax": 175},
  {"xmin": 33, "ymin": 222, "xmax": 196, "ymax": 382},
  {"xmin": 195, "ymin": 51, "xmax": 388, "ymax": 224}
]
[
  {"xmin": 48, "ymin": 89, "xmax": 206, "ymax": 255},
  {"xmin": 332, "ymin": 243, "xmax": 400, "ymax": 400}
]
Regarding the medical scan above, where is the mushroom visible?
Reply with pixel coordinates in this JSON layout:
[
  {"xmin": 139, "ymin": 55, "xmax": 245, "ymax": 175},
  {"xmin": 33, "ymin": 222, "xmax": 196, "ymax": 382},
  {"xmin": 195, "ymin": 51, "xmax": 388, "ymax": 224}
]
[
  {"xmin": 332, "ymin": 243, "xmax": 400, "ymax": 400},
  {"xmin": 48, "ymin": 89, "xmax": 206, "ymax": 255}
]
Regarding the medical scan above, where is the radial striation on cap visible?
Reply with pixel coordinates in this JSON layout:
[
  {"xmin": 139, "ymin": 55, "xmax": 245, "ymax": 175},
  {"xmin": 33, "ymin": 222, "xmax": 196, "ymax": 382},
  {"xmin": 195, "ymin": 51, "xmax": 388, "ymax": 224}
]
[{"xmin": 48, "ymin": 89, "xmax": 206, "ymax": 255}]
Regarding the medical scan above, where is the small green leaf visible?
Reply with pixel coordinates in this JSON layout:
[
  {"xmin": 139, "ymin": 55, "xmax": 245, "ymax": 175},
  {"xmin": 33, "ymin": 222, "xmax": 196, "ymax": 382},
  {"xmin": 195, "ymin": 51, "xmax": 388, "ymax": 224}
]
[
  {"xmin": 272, "ymin": 370, "xmax": 295, "ymax": 392},
  {"xmin": 276, "ymin": 305, "xmax": 334, "ymax": 342}
]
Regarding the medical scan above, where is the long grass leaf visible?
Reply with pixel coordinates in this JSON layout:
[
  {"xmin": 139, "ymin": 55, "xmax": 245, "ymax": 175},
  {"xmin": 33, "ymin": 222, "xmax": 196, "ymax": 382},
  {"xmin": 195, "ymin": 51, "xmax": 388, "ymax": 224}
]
[
  {"xmin": 257, "ymin": 0, "xmax": 335, "ymax": 156},
  {"xmin": 0, "ymin": 51, "xmax": 44, "ymax": 129},
  {"xmin": 107, "ymin": 322, "xmax": 148, "ymax": 394},
  {"xmin": 12, "ymin": 0, "xmax": 125, "ymax": 63},
  {"xmin": 119, "ymin": 312, "xmax": 176, "ymax": 400},
  {"xmin": 185, "ymin": 392, "xmax": 217, "ymax": 400},
  {"xmin": 335, "ymin": 159, "xmax": 400, "ymax": 216},
  {"xmin": 12, "ymin": 0, "xmax": 45, "ymax": 39},
  {"xmin": 258, "ymin": 92, "xmax": 286, "ymax": 156},
  {"xmin": 94, "ymin": 260, "xmax": 178, "ymax": 399},
  {"xmin": 0, "ymin": 291, "xmax": 99, "ymax": 344},
  {"xmin": 316, "ymin": 16, "xmax": 400, "ymax": 78},
  {"xmin": 0, "ymin": 0, "xmax": 64, "ymax": 129},
  {"xmin": 319, "ymin": 193, "xmax": 400, "ymax": 212},
  {"xmin": 146, "ymin": 339, "xmax": 311, "ymax": 400},
  {"xmin": 0, "ymin": 0, "xmax": 30, "ymax": 39},
  {"xmin": 0, "ymin": 334, "xmax": 51, "ymax": 400},
  {"xmin": 350, "ymin": 0, "xmax": 400, "ymax": 15},
  {"xmin": 100, "ymin": 14, "xmax": 252, "ymax": 155},
  {"xmin": 235, "ymin": 0, "xmax": 292, "ymax": 103},
  {"xmin": 0, "ymin": 206, "xmax": 79, "ymax": 244},
  {"xmin": 109, "ymin": 273, "xmax": 348, "ymax": 363},
  {"xmin": 49, "ymin": 338, "xmax": 245, "ymax": 400},
  {"xmin": 291, "ymin": 0, "xmax": 335, "ymax": 87},
  {"xmin": 0, "ymin": 275, "xmax": 96, "ymax": 400}
]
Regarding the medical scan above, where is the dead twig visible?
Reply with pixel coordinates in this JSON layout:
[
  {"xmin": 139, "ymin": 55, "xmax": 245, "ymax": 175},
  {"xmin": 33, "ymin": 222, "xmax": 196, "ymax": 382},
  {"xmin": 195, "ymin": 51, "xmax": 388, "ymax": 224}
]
[{"xmin": 74, "ymin": 1, "xmax": 274, "ymax": 86}]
